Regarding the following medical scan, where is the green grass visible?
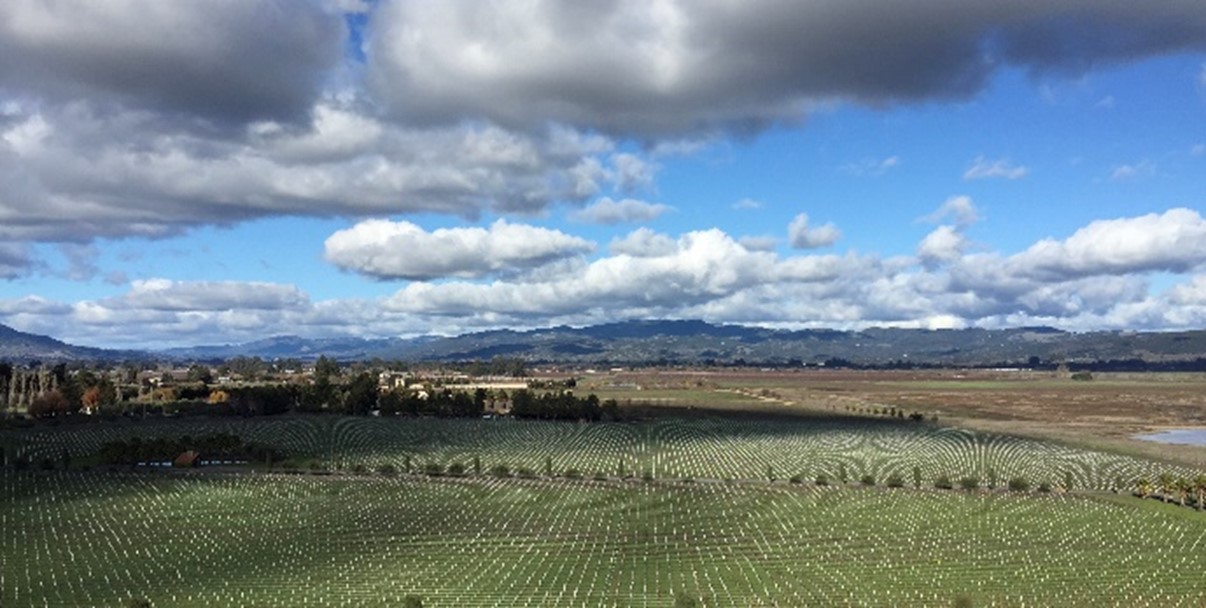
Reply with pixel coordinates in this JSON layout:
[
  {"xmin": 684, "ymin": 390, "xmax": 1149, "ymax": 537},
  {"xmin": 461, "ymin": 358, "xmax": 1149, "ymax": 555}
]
[
  {"xmin": 3, "ymin": 415, "xmax": 1206, "ymax": 606},
  {"xmin": 3, "ymin": 470, "xmax": 1205, "ymax": 607},
  {"xmin": 3, "ymin": 415, "xmax": 1195, "ymax": 489}
]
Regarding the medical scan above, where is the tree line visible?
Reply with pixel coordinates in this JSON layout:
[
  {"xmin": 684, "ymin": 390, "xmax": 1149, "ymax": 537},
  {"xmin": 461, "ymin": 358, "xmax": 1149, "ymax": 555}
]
[{"xmin": 96, "ymin": 433, "xmax": 281, "ymax": 466}]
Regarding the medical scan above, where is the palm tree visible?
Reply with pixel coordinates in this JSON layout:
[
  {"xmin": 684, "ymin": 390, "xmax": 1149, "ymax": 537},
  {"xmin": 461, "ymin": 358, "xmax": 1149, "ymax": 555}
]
[
  {"xmin": 1136, "ymin": 477, "xmax": 1152, "ymax": 499},
  {"xmin": 1194, "ymin": 474, "xmax": 1206, "ymax": 511},
  {"xmin": 1158, "ymin": 472, "xmax": 1176, "ymax": 503},
  {"xmin": 1175, "ymin": 478, "xmax": 1190, "ymax": 508}
]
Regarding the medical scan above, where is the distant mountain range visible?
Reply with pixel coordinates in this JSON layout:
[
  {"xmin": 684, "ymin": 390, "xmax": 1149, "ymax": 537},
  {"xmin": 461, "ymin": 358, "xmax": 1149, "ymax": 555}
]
[
  {"xmin": 0, "ymin": 324, "xmax": 119, "ymax": 362},
  {"xmin": 5, "ymin": 320, "xmax": 1206, "ymax": 367}
]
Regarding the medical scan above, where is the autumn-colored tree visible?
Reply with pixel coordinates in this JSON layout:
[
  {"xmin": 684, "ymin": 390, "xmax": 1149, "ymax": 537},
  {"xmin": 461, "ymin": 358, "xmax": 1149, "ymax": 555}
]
[
  {"xmin": 208, "ymin": 390, "xmax": 230, "ymax": 404},
  {"xmin": 81, "ymin": 386, "xmax": 102, "ymax": 414}
]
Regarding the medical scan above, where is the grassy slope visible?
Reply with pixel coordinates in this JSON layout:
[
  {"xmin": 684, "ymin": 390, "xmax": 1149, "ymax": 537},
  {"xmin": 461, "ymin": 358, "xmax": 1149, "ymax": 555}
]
[{"xmin": 3, "ymin": 471, "xmax": 1206, "ymax": 607}]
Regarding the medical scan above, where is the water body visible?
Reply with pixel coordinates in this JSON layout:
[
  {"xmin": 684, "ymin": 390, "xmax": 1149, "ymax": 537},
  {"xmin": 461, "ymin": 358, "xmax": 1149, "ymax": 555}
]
[{"xmin": 1134, "ymin": 429, "xmax": 1206, "ymax": 446}]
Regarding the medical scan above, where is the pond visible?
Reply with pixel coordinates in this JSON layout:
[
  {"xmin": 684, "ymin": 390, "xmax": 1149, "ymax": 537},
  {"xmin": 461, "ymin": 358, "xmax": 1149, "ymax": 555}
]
[{"xmin": 1134, "ymin": 428, "xmax": 1206, "ymax": 447}]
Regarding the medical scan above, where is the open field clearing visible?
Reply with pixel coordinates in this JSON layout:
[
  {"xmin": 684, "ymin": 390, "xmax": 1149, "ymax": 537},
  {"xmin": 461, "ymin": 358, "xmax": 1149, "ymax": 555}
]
[
  {"xmin": 3, "ymin": 415, "xmax": 1198, "ymax": 490},
  {"xmin": 582, "ymin": 369, "xmax": 1206, "ymax": 469},
  {"xmin": 4, "ymin": 469, "xmax": 1206, "ymax": 607}
]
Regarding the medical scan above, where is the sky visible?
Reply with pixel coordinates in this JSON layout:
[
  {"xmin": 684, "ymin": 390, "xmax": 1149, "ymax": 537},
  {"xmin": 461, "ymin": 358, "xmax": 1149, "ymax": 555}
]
[{"xmin": 1, "ymin": 1, "xmax": 1206, "ymax": 349}]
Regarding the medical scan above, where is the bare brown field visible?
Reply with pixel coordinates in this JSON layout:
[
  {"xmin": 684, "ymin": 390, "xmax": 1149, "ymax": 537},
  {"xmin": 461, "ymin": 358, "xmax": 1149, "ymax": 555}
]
[{"xmin": 578, "ymin": 367, "xmax": 1206, "ymax": 469}]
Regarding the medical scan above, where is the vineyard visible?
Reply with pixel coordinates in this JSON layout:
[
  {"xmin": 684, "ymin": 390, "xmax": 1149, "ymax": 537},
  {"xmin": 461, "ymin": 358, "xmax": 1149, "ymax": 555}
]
[
  {"xmin": 3, "ymin": 415, "xmax": 1198, "ymax": 489},
  {"xmin": 3, "ymin": 415, "xmax": 1206, "ymax": 606}
]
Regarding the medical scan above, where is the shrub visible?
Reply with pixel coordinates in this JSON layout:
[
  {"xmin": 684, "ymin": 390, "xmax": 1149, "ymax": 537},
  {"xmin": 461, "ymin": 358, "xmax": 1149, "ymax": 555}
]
[
  {"xmin": 1038, "ymin": 481, "xmax": 1053, "ymax": 493},
  {"xmin": 563, "ymin": 468, "xmax": 582, "ymax": 479},
  {"xmin": 423, "ymin": 462, "xmax": 443, "ymax": 477},
  {"xmin": 377, "ymin": 463, "xmax": 398, "ymax": 476},
  {"xmin": 516, "ymin": 467, "xmax": 536, "ymax": 479},
  {"xmin": 886, "ymin": 474, "xmax": 905, "ymax": 488},
  {"xmin": 934, "ymin": 475, "xmax": 954, "ymax": 490},
  {"xmin": 490, "ymin": 464, "xmax": 511, "ymax": 478},
  {"xmin": 447, "ymin": 462, "xmax": 466, "ymax": 477},
  {"xmin": 788, "ymin": 474, "xmax": 803, "ymax": 485},
  {"xmin": 815, "ymin": 473, "xmax": 830, "ymax": 486},
  {"xmin": 1008, "ymin": 477, "xmax": 1030, "ymax": 492},
  {"xmin": 860, "ymin": 474, "xmax": 876, "ymax": 486},
  {"xmin": 959, "ymin": 476, "xmax": 980, "ymax": 491}
]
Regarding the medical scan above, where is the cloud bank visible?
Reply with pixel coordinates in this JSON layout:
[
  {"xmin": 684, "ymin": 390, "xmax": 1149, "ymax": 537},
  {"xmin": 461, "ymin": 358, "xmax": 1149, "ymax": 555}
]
[{"xmin": 6, "ymin": 208, "xmax": 1206, "ymax": 348}]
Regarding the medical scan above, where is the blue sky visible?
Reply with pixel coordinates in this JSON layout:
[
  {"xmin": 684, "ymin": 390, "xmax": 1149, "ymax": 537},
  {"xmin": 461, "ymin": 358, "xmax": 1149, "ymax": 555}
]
[{"xmin": 1, "ymin": 1, "xmax": 1205, "ymax": 348}]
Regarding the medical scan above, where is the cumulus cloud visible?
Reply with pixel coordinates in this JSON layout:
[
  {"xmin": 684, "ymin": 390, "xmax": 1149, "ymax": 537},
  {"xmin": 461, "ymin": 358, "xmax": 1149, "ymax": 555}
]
[
  {"xmin": 8, "ymin": 209, "xmax": 1206, "ymax": 347},
  {"xmin": 324, "ymin": 219, "xmax": 595, "ymax": 280},
  {"xmin": 113, "ymin": 279, "xmax": 310, "ymax": 312},
  {"xmin": 1, "ymin": 0, "xmax": 1203, "ymax": 250},
  {"xmin": 0, "ymin": 243, "xmax": 33, "ymax": 279},
  {"xmin": 384, "ymin": 228, "xmax": 857, "ymax": 318},
  {"xmin": 963, "ymin": 156, "xmax": 1028, "ymax": 180},
  {"xmin": 569, "ymin": 197, "xmax": 673, "ymax": 225},
  {"xmin": 1010, "ymin": 208, "xmax": 1206, "ymax": 280},
  {"xmin": 0, "ymin": 101, "xmax": 630, "ymax": 242},
  {"xmin": 788, "ymin": 213, "xmax": 841, "ymax": 249},
  {"xmin": 738, "ymin": 236, "xmax": 778, "ymax": 252},
  {"xmin": 609, "ymin": 228, "xmax": 677, "ymax": 257},
  {"xmin": 368, "ymin": 0, "xmax": 1206, "ymax": 136},
  {"xmin": 0, "ymin": 0, "xmax": 343, "ymax": 125},
  {"xmin": 917, "ymin": 226, "xmax": 970, "ymax": 267}
]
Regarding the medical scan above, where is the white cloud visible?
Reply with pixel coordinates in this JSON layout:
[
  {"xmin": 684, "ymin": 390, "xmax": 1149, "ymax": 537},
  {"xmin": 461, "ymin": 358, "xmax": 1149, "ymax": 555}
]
[
  {"xmin": 0, "ymin": 101, "xmax": 634, "ymax": 242},
  {"xmin": 324, "ymin": 219, "xmax": 595, "ymax": 280},
  {"xmin": 0, "ymin": 295, "xmax": 71, "ymax": 316},
  {"xmin": 923, "ymin": 195, "xmax": 981, "ymax": 228},
  {"xmin": 611, "ymin": 153, "xmax": 658, "ymax": 191},
  {"xmin": 963, "ymin": 156, "xmax": 1028, "ymax": 180},
  {"xmin": 1111, "ymin": 160, "xmax": 1156, "ymax": 180},
  {"xmin": 787, "ymin": 213, "xmax": 840, "ymax": 249},
  {"xmin": 732, "ymin": 198, "xmax": 764, "ymax": 210},
  {"xmin": 114, "ymin": 279, "xmax": 310, "ymax": 312},
  {"xmin": 385, "ymin": 228, "xmax": 855, "ymax": 318},
  {"xmin": 9, "ymin": 209, "xmax": 1206, "ymax": 347},
  {"xmin": 1011, "ymin": 208, "xmax": 1206, "ymax": 280},
  {"xmin": 917, "ymin": 226, "xmax": 969, "ymax": 267},
  {"xmin": 569, "ymin": 197, "xmax": 673, "ymax": 225},
  {"xmin": 609, "ymin": 228, "xmax": 677, "ymax": 257},
  {"xmin": 738, "ymin": 235, "xmax": 778, "ymax": 252},
  {"xmin": 841, "ymin": 155, "xmax": 900, "ymax": 176}
]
